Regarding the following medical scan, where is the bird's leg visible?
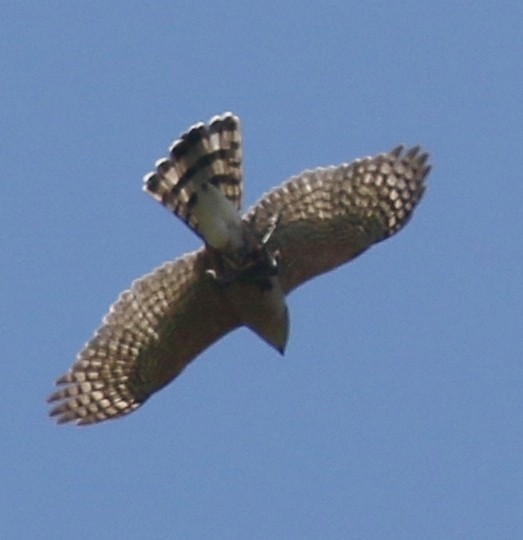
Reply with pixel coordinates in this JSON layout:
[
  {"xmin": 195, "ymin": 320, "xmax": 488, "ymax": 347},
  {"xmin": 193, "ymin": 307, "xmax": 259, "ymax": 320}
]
[
  {"xmin": 205, "ymin": 268, "xmax": 220, "ymax": 281},
  {"xmin": 204, "ymin": 218, "xmax": 282, "ymax": 287},
  {"xmin": 206, "ymin": 248, "xmax": 278, "ymax": 287},
  {"xmin": 205, "ymin": 262, "xmax": 243, "ymax": 286},
  {"xmin": 261, "ymin": 212, "xmax": 281, "ymax": 246},
  {"xmin": 204, "ymin": 247, "xmax": 243, "ymax": 286}
]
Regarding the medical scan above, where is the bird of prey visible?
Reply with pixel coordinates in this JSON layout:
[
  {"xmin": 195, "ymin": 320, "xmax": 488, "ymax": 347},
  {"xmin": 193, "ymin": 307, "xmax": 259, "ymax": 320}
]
[{"xmin": 48, "ymin": 112, "xmax": 430, "ymax": 425}]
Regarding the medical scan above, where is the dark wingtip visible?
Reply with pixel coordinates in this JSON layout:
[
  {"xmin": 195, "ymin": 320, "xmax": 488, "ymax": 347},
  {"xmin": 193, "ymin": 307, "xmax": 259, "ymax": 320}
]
[
  {"xmin": 390, "ymin": 145, "xmax": 404, "ymax": 157},
  {"xmin": 143, "ymin": 172, "xmax": 159, "ymax": 193}
]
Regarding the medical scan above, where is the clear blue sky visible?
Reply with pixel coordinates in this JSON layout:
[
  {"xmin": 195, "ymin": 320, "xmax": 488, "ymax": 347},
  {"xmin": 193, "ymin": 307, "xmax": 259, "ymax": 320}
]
[{"xmin": 3, "ymin": 2, "xmax": 522, "ymax": 539}]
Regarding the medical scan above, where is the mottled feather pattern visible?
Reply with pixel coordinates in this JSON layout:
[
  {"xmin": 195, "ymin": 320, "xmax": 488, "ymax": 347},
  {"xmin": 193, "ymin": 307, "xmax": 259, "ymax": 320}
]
[
  {"xmin": 245, "ymin": 145, "xmax": 430, "ymax": 292},
  {"xmin": 49, "ymin": 113, "xmax": 430, "ymax": 425},
  {"xmin": 143, "ymin": 113, "xmax": 242, "ymax": 238},
  {"xmin": 48, "ymin": 250, "xmax": 239, "ymax": 425}
]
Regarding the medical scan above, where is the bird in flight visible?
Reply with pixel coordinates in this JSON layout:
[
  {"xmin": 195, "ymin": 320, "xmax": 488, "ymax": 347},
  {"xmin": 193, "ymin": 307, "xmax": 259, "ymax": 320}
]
[{"xmin": 48, "ymin": 112, "xmax": 431, "ymax": 425}]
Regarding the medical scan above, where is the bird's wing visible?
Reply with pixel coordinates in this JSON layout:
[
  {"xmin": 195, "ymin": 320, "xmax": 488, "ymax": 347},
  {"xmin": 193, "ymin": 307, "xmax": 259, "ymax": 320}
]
[
  {"xmin": 48, "ymin": 249, "xmax": 240, "ymax": 425},
  {"xmin": 244, "ymin": 146, "xmax": 430, "ymax": 294},
  {"xmin": 143, "ymin": 112, "xmax": 243, "ymax": 239}
]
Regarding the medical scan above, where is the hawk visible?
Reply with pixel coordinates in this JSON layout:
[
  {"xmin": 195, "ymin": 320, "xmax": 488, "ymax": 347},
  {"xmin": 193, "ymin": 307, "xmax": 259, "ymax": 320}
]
[{"xmin": 48, "ymin": 113, "xmax": 430, "ymax": 425}]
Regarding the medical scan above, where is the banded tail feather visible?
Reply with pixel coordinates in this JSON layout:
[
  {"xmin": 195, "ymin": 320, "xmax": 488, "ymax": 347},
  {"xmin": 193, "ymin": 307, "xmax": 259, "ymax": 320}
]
[
  {"xmin": 48, "ymin": 110, "xmax": 431, "ymax": 426},
  {"xmin": 143, "ymin": 112, "xmax": 243, "ymax": 240}
]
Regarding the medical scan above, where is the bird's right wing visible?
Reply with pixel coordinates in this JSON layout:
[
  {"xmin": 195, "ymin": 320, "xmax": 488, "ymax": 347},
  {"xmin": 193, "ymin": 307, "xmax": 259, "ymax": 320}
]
[
  {"xmin": 48, "ymin": 249, "xmax": 241, "ymax": 425},
  {"xmin": 244, "ymin": 146, "xmax": 430, "ymax": 294}
]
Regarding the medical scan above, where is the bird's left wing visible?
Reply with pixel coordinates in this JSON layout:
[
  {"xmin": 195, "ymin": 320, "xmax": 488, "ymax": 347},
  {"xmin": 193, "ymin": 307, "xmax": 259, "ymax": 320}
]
[
  {"xmin": 48, "ymin": 249, "xmax": 240, "ymax": 425},
  {"xmin": 244, "ymin": 146, "xmax": 430, "ymax": 294}
]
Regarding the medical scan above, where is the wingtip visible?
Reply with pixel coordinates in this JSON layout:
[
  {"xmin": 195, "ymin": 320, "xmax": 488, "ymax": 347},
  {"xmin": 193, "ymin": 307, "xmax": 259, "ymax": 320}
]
[{"xmin": 390, "ymin": 144, "xmax": 404, "ymax": 158}]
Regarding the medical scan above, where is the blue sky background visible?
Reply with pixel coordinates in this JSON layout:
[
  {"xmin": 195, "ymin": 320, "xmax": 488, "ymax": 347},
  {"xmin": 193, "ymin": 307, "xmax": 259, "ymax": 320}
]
[{"xmin": 2, "ymin": 2, "xmax": 522, "ymax": 538}]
